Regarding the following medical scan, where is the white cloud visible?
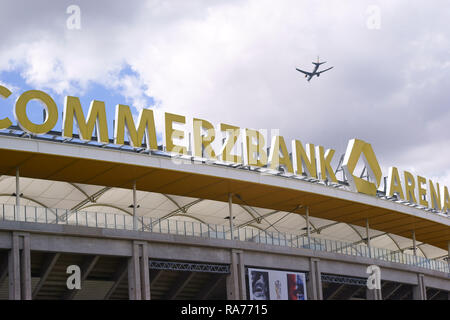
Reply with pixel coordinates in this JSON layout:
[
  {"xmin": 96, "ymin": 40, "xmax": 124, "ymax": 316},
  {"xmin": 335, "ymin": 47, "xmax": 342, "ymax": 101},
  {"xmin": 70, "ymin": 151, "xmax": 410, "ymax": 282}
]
[{"xmin": 0, "ymin": 0, "xmax": 449, "ymax": 186}]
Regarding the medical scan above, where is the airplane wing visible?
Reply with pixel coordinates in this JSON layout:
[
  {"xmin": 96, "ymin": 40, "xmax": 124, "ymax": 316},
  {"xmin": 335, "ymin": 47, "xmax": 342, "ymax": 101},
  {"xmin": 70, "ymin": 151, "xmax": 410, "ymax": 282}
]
[
  {"xmin": 316, "ymin": 66, "xmax": 334, "ymax": 75},
  {"xmin": 296, "ymin": 68, "xmax": 312, "ymax": 76}
]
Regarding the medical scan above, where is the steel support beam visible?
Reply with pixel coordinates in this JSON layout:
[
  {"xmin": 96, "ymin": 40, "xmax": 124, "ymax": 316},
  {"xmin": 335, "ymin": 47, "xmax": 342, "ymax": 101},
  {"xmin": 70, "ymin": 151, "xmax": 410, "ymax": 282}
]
[
  {"xmin": 15, "ymin": 168, "xmax": 20, "ymax": 220},
  {"xmin": 32, "ymin": 252, "xmax": 60, "ymax": 299},
  {"xmin": 165, "ymin": 272, "xmax": 196, "ymax": 300},
  {"xmin": 104, "ymin": 259, "xmax": 128, "ymax": 300},
  {"xmin": 0, "ymin": 253, "xmax": 7, "ymax": 288},
  {"xmin": 322, "ymin": 275, "xmax": 366, "ymax": 286},
  {"xmin": 70, "ymin": 186, "xmax": 112, "ymax": 212},
  {"xmin": 300, "ymin": 221, "xmax": 340, "ymax": 237},
  {"xmin": 366, "ymin": 218, "xmax": 371, "ymax": 258},
  {"xmin": 237, "ymin": 209, "xmax": 280, "ymax": 229},
  {"xmin": 399, "ymin": 288, "xmax": 412, "ymax": 300},
  {"xmin": 154, "ymin": 199, "xmax": 203, "ymax": 225},
  {"xmin": 384, "ymin": 283, "xmax": 403, "ymax": 300},
  {"xmin": 133, "ymin": 181, "xmax": 137, "ymax": 231},
  {"xmin": 150, "ymin": 269, "xmax": 163, "ymax": 286},
  {"xmin": 327, "ymin": 283, "xmax": 345, "ymax": 300},
  {"xmin": 305, "ymin": 206, "xmax": 311, "ymax": 248},
  {"xmin": 428, "ymin": 289, "xmax": 441, "ymax": 300},
  {"xmin": 233, "ymin": 194, "xmax": 284, "ymax": 232},
  {"xmin": 447, "ymin": 241, "xmax": 450, "ymax": 271},
  {"xmin": 149, "ymin": 260, "xmax": 229, "ymax": 273},
  {"xmin": 348, "ymin": 286, "xmax": 364, "ymax": 300},
  {"xmin": 228, "ymin": 193, "xmax": 234, "ymax": 240},
  {"xmin": 68, "ymin": 182, "xmax": 90, "ymax": 199},
  {"xmin": 195, "ymin": 274, "xmax": 225, "ymax": 300},
  {"xmin": 162, "ymin": 194, "xmax": 185, "ymax": 212}
]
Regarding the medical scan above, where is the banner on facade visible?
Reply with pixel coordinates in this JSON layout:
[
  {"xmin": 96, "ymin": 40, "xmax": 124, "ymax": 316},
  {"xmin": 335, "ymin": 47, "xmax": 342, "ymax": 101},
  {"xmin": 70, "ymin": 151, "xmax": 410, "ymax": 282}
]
[{"xmin": 248, "ymin": 268, "xmax": 307, "ymax": 300}]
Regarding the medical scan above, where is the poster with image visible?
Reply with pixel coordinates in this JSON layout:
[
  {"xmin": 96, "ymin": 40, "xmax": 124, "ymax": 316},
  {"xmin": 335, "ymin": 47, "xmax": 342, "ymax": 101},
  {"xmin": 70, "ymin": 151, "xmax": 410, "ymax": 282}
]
[
  {"xmin": 287, "ymin": 273, "xmax": 306, "ymax": 300},
  {"xmin": 248, "ymin": 268, "xmax": 307, "ymax": 300},
  {"xmin": 249, "ymin": 269, "xmax": 270, "ymax": 300},
  {"xmin": 268, "ymin": 270, "xmax": 288, "ymax": 300}
]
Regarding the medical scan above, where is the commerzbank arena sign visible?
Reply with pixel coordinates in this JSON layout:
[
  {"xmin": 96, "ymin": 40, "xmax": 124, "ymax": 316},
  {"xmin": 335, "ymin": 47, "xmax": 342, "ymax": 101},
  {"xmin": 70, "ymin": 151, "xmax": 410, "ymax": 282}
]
[{"xmin": 0, "ymin": 86, "xmax": 449, "ymax": 215}]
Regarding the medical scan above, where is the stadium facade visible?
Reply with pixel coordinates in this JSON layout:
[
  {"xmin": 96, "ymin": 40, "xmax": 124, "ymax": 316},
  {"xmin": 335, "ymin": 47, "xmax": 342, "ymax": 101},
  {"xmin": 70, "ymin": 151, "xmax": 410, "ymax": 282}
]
[{"xmin": 0, "ymin": 87, "xmax": 449, "ymax": 300}]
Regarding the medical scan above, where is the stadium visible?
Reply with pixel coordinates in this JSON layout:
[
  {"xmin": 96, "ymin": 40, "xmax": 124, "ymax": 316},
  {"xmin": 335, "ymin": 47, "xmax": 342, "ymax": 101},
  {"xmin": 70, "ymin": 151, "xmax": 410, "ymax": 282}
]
[{"xmin": 0, "ymin": 87, "xmax": 449, "ymax": 301}]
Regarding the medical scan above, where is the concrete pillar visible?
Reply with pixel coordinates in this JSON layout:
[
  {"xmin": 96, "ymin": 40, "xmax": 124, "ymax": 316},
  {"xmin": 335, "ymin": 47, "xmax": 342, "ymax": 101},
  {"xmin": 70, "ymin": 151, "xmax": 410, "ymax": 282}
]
[
  {"xmin": 128, "ymin": 241, "xmax": 150, "ymax": 300},
  {"xmin": 8, "ymin": 232, "xmax": 31, "ymax": 300},
  {"xmin": 226, "ymin": 249, "xmax": 246, "ymax": 300},
  {"xmin": 412, "ymin": 274, "xmax": 427, "ymax": 300},
  {"xmin": 20, "ymin": 234, "xmax": 31, "ymax": 300},
  {"xmin": 307, "ymin": 258, "xmax": 322, "ymax": 300},
  {"xmin": 412, "ymin": 230, "xmax": 417, "ymax": 257},
  {"xmin": 139, "ymin": 242, "xmax": 150, "ymax": 300},
  {"xmin": 8, "ymin": 234, "xmax": 20, "ymax": 300}
]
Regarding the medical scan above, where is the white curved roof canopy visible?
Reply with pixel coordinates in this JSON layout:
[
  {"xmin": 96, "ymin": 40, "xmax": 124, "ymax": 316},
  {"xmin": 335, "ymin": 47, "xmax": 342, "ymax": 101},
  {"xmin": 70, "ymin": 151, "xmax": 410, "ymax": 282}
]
[{"xmin": 0, "ymin": 175, "xmax": 446, "ymax": 261}]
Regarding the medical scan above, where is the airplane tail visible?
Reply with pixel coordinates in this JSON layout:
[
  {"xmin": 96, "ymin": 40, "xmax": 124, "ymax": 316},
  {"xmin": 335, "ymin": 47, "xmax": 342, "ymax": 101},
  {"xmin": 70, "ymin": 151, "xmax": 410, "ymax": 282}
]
[{"xmin": 313, "ymin": 56, "xmax": 326, "ymax": 66}]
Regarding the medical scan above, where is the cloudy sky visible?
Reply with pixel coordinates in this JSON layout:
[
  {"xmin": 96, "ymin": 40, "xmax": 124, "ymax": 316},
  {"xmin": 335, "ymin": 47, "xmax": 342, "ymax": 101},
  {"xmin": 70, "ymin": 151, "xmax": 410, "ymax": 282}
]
[{"xmin": 0, "ymin": 0, "xmax": 449, "ymax": 187}]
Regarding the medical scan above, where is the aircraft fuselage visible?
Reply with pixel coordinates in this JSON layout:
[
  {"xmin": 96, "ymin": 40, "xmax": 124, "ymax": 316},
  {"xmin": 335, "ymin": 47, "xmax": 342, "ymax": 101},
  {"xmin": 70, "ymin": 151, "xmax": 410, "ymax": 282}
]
[{"xmin": 296, "ymin": 59, "xmax": 333, "ymax": 82}]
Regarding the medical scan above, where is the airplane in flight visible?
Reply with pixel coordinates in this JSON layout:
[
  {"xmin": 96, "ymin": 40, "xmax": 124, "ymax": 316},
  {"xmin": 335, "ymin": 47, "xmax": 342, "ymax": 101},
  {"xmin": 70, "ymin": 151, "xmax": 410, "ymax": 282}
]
[{"xmin": 296, "ymin": 57, "xmax": 333, "ymax": 82}]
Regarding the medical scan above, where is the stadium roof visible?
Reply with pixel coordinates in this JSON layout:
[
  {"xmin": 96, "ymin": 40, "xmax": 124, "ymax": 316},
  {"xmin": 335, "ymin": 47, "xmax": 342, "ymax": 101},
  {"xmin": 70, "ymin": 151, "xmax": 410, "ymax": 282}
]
[
  {"xmin": 0, "ymin": 132, "xmax": 448, "ymax": 260},
  {"xmin": 0, "ymin": 174, "xmax": 447, "ymax": 261}
]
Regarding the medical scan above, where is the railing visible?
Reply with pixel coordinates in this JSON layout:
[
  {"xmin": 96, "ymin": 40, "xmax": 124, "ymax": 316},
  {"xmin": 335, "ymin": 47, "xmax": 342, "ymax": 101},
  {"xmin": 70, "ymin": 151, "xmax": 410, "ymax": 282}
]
[{"xmin": 0, "ymin": 204, "xmax": 448, "ymax": 274}]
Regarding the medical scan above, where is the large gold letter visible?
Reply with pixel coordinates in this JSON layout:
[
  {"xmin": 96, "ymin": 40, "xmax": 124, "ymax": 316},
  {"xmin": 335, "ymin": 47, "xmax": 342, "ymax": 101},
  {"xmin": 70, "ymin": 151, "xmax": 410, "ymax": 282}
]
[
  {"xmin": 0, "ymin": 86, "xmax": 12, "ymax": 129},
  {"xmin": 342, "ymin": 139, "xmax": 381, "ymax": 195},
  {"xmin": 268, "ymin": 135, "xmax": 293, "ymax": 173},
  {"xmin": 292, "ymin": 140, "xmax": 317, "ymax": 178},
  {"xmin": 441, "ymin": 185, "xmax": 449, "ymax": 213},
  {"xmin": 387, "ymin": 167, "xmax": 405, "ymax": 199},
  {"xmin": 114, "ymin": 105, "xmax": 157, "ymax": 150},
  {"xmin": 165, "ymin": 112, "xmax": 187, "ymax": 155},
  {"xmin": 316, "ymin": 146, "xmax": 338, "ymax": 183},
  {"xmin": 14, "ymin": 90, "xmax": 58, "ymax": 134},
  {"xmin": 416, "ymin": 175, "xmax": 428, "ymax": 207},
  {"xmin": 244, "ymin": 129, "xmax": 267, "ymax": 167},
  {"xmin": 403, "ymin": 171, "xmax": 417, "ymax": 203},
  {"xmin": 193, "ymin": 118, "xmax": 216, "ymax": 159},
  {"xmin": 219, "ymin": 123, "xmax": 241, "ymax": 163},
  {"xmin": 63, "ymin": 96, "xmax": 109, "ymax": 143},
  {"xmin": 428, "ymin": 180, "xmax": 441, "ymax": 211}
]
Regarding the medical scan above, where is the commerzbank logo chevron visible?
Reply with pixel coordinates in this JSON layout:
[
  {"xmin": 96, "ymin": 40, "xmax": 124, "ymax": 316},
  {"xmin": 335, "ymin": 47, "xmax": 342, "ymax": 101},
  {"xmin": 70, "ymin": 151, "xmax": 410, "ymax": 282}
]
[{"xmin": 342, "ymin": 139, "xmax": 382, "ymax": 196}]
